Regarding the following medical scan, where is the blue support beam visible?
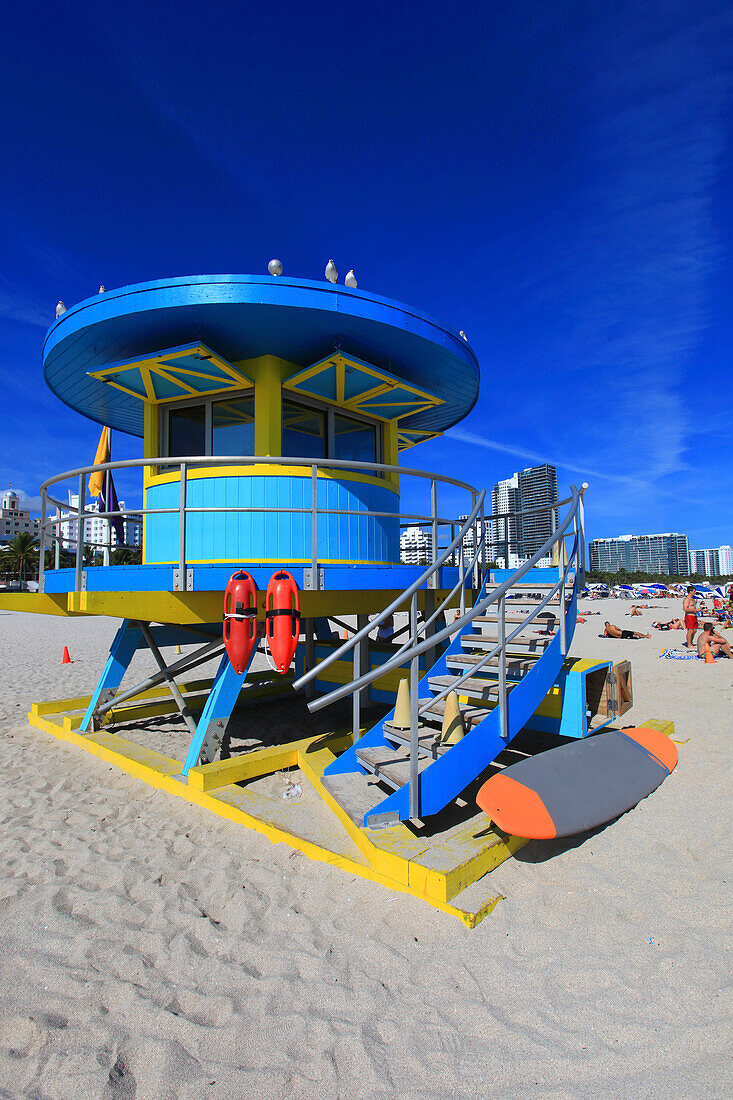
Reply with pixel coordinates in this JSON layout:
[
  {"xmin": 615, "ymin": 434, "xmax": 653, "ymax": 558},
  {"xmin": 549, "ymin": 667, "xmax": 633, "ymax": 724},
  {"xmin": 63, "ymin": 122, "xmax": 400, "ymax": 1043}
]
[
  {"xmin": 79, "ymin": 619, "xmax": 142, "ymax": 732},
  {"xmin": 181, "ymin": 649, "xmax": 256, "ymax": 777}
]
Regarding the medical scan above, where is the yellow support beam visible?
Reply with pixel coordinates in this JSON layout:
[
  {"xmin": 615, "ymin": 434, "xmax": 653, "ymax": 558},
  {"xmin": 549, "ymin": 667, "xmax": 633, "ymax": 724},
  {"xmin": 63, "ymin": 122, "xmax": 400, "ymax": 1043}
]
[
  {"xmin": 253, "ymin": 355, "xmax": 282, "ymax": 456},
  {"xmin": 188, "ymin": 730, "xmax": 352, "ymax": 792},
  {"xmin": 0, "ymin": 593, "xmax": 78, "ymax": 616},
  {"xmin": 65, "ymin": 587, "xmax": 463, "ymax": 623}
]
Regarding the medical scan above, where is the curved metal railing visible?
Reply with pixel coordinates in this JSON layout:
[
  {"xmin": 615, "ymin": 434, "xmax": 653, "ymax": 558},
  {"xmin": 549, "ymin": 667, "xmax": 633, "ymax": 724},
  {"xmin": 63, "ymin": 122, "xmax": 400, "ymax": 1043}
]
[{"xmin": 36, "ymin": 455, "xmax": 485, "ymax": 593}]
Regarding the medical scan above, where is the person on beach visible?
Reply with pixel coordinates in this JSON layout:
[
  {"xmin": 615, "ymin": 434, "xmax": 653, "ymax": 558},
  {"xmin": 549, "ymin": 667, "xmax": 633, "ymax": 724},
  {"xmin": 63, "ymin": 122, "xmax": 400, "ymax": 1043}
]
[
  {"xmin": 630, "ymin": 605, "xmax": 642, "ymax": 616},
  {"xmin": 696, "ymin": 621, "xmax": 733, "ymax": 659},
  {"xmin": 604, "ymin": 621, "xmax": 650, "ymax": 640},
  {"xmin": 652, "ymin": 618, "xmax": 684, "ymax": 631},
  {"xmin": 683, "ymin": 586, "xmax": 698, "ymax": 649}
]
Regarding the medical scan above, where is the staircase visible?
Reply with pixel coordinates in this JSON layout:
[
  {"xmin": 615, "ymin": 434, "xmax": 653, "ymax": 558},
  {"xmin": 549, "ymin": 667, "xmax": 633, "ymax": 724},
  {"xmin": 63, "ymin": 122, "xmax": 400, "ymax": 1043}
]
[{"xmin": 293, "ymin": 485, "xmax": 586, "ymax": 829}]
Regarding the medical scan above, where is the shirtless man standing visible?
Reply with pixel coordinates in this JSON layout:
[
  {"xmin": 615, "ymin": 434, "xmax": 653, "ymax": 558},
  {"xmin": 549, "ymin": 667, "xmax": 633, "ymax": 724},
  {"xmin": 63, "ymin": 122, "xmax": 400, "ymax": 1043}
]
[
  {"xmin": 696, "ymin": 621, "xmax": 733, "ymax": 659},
  {"xmin": 683, "ymin": 585, "xmax": 698, "ymax": 649}
]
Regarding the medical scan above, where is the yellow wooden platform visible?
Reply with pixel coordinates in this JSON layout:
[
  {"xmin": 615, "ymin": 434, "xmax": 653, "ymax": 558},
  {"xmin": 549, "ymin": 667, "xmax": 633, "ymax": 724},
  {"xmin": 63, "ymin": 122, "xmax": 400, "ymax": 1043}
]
[
  {"xmin": 26, "ymin": 684, "xmax": 673, "ymax": 928},
  {"xmin": 27, "ymin": 682, "xmax": 523, "ymax": 927}
]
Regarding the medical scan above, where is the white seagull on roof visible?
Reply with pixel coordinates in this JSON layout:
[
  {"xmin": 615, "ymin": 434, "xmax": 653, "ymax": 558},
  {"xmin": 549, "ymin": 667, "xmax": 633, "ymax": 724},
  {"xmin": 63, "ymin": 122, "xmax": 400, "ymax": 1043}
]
[
  {"xmin": 268, "ymin": 259, "xmax": 283, "ymax": 276},
  {"xmin": 325, "ymin": 259, "xmax": 338, "ymax": 283},
  {"xmin": 459, "ymin": 330, "xmax": 468, "ymax": 341},
  {"xmin": 344, "ymin": 269, "xmax": 357, "ymax": 288},
  {"xmin": 99, "ymin": 285, "xmax": 106, "ymax": 293},
  {"xmin": 55, "ymin": 301, "xmax": 66, "ymax": 318}
]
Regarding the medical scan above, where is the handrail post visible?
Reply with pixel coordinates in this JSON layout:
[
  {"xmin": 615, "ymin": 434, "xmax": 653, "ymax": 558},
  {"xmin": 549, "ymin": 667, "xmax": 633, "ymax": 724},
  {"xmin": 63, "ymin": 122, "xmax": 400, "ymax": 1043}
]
[
  {"xmin": 559, "ymin": 570, "xmax": 567, "ymax": 656},
  {"xmin": 54, "ymin": 505, "xmax": 61, "ymax": 570},
  {"xmin": 104, "ymin": 468, "xmax": 112, "ymax": 566},
  {"xmin": 459, "ymin": 540, "xmax": 466, "ymax": 617},
  {"xmin": 479, "ymin": 497, "xmax": 485, "ymax": 583},
  {"xmin": 178, "ymin": 463, "xmax": 187, "ymax": 588},
  {"xmin": 578, "ymin": 483, "xmax": 588, "ymax": 586},
  {"xmin": 75, "ymin": 472, "xmax": 86, "ymax": 592},
  {"xmin": 409, "ymin": 592, "xmax": 420, "ymax": 820},
  {"xmin": 311, "ymin": 465, "xmax": 318, "ymax": 588},
  {"xmin": 38, "ymin": 490, "xmax": 47, "ymax": 592},
  {"xmin": 471, "ymin": 491, "xmax": 479, "ymax": 591},
  {"xmin": 430, "ymin": 478, "xmax": 438, "ymax": 588},
  {"xmin": 352, "ymin": 627, "xmax": 361, "ymax": 743},
  {"xmin": 498, "ymin": 593, "xmax": 508, "ymax": 741}
]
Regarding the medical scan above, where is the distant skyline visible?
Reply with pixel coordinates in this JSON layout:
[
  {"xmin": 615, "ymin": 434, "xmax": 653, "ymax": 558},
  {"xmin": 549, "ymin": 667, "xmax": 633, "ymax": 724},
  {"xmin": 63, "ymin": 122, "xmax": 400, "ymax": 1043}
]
[{"xmin": 1, "ymin": 1, "xmax": 731, "ymax": 547}]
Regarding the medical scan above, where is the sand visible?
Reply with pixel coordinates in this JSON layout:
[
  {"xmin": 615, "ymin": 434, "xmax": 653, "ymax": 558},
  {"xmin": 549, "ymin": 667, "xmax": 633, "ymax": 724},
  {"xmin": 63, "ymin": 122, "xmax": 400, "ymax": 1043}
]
[{"xmin": 0, "ymin": 602, "xmax": 731, "ymax": 1098}]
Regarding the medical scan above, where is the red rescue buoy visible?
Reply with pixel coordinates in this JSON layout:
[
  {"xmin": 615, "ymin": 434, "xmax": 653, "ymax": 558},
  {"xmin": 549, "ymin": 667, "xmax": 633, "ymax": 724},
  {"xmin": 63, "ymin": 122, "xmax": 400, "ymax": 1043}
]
[
  {"xmin": 223, "ymin": 571, "xmax": 258, "ymax": 674},
  {"xmin": 265, "ymin": 570, "xmax": 300, "ymax": 674}
]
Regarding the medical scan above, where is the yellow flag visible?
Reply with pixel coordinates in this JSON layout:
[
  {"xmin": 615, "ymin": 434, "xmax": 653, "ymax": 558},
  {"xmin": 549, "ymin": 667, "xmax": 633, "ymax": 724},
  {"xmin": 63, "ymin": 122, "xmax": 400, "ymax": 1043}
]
[{"xmin": 88, "ymin": 426, "xmax": 110, "ymax": 497}]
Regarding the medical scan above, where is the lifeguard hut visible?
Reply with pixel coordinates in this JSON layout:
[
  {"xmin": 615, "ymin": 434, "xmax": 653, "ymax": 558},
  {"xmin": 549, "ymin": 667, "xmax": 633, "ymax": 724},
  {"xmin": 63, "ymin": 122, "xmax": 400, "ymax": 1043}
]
[{"xmin": 4, "ymin": 272, "xmax": 634, "ymax": 925}]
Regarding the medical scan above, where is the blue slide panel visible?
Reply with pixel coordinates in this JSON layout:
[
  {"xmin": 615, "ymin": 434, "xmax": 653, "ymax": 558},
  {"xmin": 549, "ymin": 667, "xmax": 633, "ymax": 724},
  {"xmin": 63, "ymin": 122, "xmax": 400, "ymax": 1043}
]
[{"xmin": 361, "ymin": 587, "xmax": 578, "ymax": 824}]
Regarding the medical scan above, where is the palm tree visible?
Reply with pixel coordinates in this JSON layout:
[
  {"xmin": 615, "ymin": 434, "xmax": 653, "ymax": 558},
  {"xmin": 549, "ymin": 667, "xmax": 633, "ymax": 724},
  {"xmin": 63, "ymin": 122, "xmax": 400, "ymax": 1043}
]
[{"xmin": 3, "ymin": 532, "xmax": 39, "ymax": 586}]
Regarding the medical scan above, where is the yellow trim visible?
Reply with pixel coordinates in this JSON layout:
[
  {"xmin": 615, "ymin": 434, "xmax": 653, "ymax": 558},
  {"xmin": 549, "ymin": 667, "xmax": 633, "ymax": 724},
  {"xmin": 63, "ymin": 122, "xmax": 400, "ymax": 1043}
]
[
  {"xmin": 397, "ymin": 428, "xmax": 443, "ymax": 452},
  {"xmin": 90, "ymin": 343, "xmax": 255, "ymax": 405},
  {"xmin": 282, "ymin": 351, "xmax": 445, "ymax": 423},
  {"xmin": 146, "ymin": 557, "xmax": 395, "ymax": 566},
  {"xmin": 64, "ymin": 587, "xmax": 463, "ymax": 624},
  {"xmin": 144, "ymin": 462, "xmax": 400, "ymax": 494},
  {"xmin": 253, "ymin": 356, "xmax": 282, "ymax": 456},
  {"xmin": 383, "ymin": 421, "xmax": 399, "ymax": 490},
  {"xmin": 0, "ymin": 593, "xmax": 79, "ymax": 616},
  {"xmin": 27, "ymin": 710, "xmax": 507, "ymax": 926}
]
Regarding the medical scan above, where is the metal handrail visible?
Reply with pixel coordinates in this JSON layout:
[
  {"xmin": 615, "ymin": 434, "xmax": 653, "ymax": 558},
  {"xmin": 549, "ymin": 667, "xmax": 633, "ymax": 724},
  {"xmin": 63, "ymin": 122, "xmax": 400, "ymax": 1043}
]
[
  {"xmin": 294, "ymin": 481, "xmax": 586, "ymax": 822},
  {"xmin": 294, "ymin": 491, "xmax": 486, "ymax": 693},
  {"xmin": 420, "ymin": 531, "xmax": 579, "ymax": 720},
  {"xmin": 297, "ymin": 485, "xmax": 584, "ymax": 711}
]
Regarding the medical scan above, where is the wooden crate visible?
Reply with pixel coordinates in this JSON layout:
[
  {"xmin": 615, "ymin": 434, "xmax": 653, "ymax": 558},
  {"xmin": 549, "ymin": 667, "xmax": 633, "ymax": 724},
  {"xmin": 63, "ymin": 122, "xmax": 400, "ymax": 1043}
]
[{"xmin": 595, "ymin": 660, "xmax": 633, "ymax": 719}]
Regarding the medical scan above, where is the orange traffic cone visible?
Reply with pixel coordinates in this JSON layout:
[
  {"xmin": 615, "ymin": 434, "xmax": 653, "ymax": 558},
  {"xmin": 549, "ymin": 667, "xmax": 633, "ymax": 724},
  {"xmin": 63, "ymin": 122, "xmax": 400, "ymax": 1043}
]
[
  {"xmin": 704, "ymin": 643, "xmax": 715, "ymax": 664},
  {"xmin": 62, "ymin": 646, "xmax": 72, "ymax": 664}
]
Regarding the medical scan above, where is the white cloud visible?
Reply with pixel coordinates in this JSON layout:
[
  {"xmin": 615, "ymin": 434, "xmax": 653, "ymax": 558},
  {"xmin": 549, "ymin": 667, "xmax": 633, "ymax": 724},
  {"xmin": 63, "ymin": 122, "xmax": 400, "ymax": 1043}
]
[{"xmin": 0, "ymin": 279, "xmax": 50, "ymax": 328}]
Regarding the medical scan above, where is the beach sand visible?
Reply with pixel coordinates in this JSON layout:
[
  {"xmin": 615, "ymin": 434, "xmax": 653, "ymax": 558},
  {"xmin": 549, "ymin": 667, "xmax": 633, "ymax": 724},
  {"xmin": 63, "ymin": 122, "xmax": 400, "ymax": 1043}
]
[{"xmin": 0, "ymin": 602, "xmax": 731, "ymax": 1098}]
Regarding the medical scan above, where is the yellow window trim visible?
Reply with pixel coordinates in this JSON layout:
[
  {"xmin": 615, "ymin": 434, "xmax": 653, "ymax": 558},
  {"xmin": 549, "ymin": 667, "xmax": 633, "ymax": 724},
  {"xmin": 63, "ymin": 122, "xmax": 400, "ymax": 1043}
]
[{"xmin": 143, "ymin": 463, "xmax": 399, "ymax": 494}]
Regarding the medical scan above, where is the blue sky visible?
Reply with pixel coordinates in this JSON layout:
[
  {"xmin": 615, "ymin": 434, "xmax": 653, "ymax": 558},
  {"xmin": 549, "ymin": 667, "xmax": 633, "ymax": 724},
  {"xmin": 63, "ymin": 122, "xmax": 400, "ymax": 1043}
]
[{"xmin": 0, "ymin": 1, "xmax": 730, "ymax": 550}]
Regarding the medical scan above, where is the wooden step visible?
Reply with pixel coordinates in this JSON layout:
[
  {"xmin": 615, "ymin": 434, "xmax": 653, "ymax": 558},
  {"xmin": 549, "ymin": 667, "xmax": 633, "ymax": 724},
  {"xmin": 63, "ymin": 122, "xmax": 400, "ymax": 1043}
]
[
  {"xmin": 355, "ymin": 744, "xmax": 433, "ymax": 791},
  {"xmin": 473, "ymin": 611, "xmax": 557, "ymax": 625},
  {"xmin": 321, "ymin": 772, "xmax": 391, "ymax": 827},
  {"xmin": 383, "ymin": 726, "xmax": 445, "ymax": 759},
  {"xmin": 428, "ymin": 674, "xmax": 513, "ymax": 701},
  {"xmin": 461, "ymin": 632, "xmax": 553, "ymax": 652},
  {"xmin": 484, "ymin": 582, "xmax": 559, "ymax": 592},
  {"xmin": 419, "ymin": 696, "xmax": 494, "ymax": 727},
  {"xmin": 446, "ymin": 653, "xmax": 539, "ymax": 677}
]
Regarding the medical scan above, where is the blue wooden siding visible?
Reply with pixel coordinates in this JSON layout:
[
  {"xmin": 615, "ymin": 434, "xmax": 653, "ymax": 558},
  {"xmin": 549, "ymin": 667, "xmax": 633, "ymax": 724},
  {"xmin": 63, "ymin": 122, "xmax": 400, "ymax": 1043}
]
[{"xmin": 144, "ymin": 474, "xmax": 400, "ymax": 564}]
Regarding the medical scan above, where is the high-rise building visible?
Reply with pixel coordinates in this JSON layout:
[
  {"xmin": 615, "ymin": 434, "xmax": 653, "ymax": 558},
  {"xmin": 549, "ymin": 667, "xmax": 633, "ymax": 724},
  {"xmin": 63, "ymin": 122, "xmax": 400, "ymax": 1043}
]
[
  {"xmin": 490, "ymin": 474, "xmax": 519, "ymax": 561},
  {"xmin": 491, "ymin": 464, "xmax": 557, "ymax": 559},
  {"xmin": 589, "ymin": 533, "xmax": 690, "ymax": 576},
  {"xmin": 517, "ymin": 464, "xmax": 558, "ymax": 555},
  {"xmin": 0, "ymin": 488, "xmax": 40, "ymax": 543},
  {"xmin": 690, "ymin": 546, "xmax": 733, "ymax": 578},
  {"xmin": 719, "ymin": 546, "xmax": 733, "ymax": 575},
  {"xmin": 400, "ymin": 525, "xmax": 433, "ymax": 566}
]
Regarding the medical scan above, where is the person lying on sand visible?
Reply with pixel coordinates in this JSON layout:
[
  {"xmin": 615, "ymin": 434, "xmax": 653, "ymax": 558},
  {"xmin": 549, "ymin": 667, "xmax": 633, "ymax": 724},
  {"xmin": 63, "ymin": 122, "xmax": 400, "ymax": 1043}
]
[
  {"xmin": 604, "ymin": 621, "xmax": 650, "ymax": 640},
  {"xmin": 696, "ymin": 621, "xmax": 733, "ymax": 659},
  {"xmin": 652, "ymin": 619, "xmax": 684, "ymax": 631},
  {"xmin": 629, "ymin": 605, "xmax": 642, "ymax": 616}
]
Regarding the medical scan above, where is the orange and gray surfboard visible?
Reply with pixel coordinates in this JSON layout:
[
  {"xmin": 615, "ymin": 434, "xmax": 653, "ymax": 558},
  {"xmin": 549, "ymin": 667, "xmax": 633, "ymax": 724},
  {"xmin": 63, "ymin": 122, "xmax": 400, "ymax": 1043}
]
[{"xmin": 476, "ymin": 727, "xmax": 678, "ymax": 839}]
